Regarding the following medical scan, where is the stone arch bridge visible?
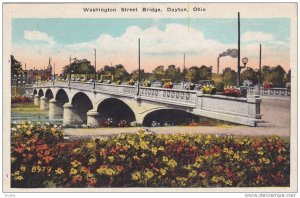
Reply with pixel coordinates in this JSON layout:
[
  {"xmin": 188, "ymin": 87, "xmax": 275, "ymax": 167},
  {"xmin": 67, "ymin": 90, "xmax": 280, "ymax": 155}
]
[{"xmin": 31, "ymin": 81, "xmax": 262, "ymax": 127}]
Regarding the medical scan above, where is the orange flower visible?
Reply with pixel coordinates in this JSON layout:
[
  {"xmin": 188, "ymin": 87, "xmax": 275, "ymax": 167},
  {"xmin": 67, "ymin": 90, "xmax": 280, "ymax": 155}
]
[
  {"xmin": 71, "ymin": 160, "xmax": 82, "ymax": 168},
  {"xmin": 87, "ymin": 178, "xmax": 97, "ymax": 186},
  {"xmin": 99, "ymin": 148, "xmax": 106, "ymax": 156},
  {"xmin": 71, "ymin": 175, "xmax": 83, "ymax": 184},
  {"xmin": 43, "ymin": 156, "xmax": 54, "ymax": 164},
  {"xmin": 44, "ymin": 150, "xmax": 50, "ymax": 156},
  {"xmin": 15, "ymin": 147, "xmax": 23, "ymax": 153},
  {"xmin": 81, "ymin": 166, "xmax": 88, "ymax": 173},
  {"xmin": 116, "ymin": 165, "xmax": 124, "ymax": 172}
]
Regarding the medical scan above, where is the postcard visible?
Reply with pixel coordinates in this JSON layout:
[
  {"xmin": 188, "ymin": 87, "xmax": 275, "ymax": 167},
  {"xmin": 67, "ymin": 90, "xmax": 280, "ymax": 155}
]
[{"xmin": 2, "ymin": 2, "xmax": 297, "ymax": 193}]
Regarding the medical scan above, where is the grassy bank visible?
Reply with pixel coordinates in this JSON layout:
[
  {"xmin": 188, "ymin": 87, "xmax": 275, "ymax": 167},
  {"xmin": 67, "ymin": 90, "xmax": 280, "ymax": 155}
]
[{"xmin": 11, "ymin": 103, "xmax": 41, "ymax": 112}]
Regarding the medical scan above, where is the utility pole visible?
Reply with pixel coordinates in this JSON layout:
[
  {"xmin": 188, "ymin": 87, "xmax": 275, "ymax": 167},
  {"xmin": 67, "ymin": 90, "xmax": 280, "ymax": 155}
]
[
  {"xmin": 237, "ymin": 12, "xmax": 241, "ymax": 87},
  {"xmin": 259, "ymin": 44, "xmax": 262, "ymax": 94},
  {"xmin": 69, "ymin": 56, "xmax": 71, "ymax": 86},
  {"xmin": 137, "ymin": 38, "xmax": 141, "ymax": 96},
  {"xmin": 94, "ymin": 48, "xmax": 97, "ymax": 89},
  {"xmin": 183, "ymin": 53, "xmax": 186, "ymax": 88}
]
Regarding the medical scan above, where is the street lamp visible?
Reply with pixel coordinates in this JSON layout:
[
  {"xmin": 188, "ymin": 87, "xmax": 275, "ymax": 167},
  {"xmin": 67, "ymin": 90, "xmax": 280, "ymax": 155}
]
[{"xmin": 242, "ymin": 57, "xmax": 248, "ymax": 68}]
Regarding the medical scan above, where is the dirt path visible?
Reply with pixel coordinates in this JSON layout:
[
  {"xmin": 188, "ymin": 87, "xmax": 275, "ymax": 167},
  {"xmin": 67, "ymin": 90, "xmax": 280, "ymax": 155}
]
[{"xmin": 63, "ymin": 97, "xmax": 291, "ymax": 137}]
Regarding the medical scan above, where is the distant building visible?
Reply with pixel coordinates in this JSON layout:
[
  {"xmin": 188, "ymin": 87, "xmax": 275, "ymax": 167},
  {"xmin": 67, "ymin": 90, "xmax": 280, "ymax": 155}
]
[{"xmin": 25, "ymin": 58, "xmax": 53, "ymax": 84}]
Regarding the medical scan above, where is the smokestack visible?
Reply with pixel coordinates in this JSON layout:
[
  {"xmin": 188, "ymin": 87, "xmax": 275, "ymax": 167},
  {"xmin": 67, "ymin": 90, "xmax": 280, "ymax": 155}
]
[{"xmin": 217, "ymin": 57, "xmax": 220, "ymax": 74}]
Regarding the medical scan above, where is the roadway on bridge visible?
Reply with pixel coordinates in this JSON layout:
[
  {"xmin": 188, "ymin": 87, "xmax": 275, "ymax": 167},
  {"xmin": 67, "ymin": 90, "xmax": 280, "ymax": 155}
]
[{"xmin": 64, "ymin": 97, "xmax": 291, "ymax": 137}]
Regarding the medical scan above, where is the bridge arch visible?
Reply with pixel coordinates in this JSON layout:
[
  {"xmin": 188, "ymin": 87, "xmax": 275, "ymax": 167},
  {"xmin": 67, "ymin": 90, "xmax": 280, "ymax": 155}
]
[
  {"xmin": 38, "ymin": 89, "xmax": 44, "ymax": 97},
  {"xmin": 71, "ymin": 92, "xmax": 93, "ymax": 124},
  {"xmin": 142, "ymin": 108, "xmax": 198, "ymax": 127},
  {"xmin": 33, "ymin": 89, "xmax": 37, "ymax": 95},
  {"xmin": 45, "ymin": 89, "xmax": 54, "ymax": 100},
  {"xmin": 97, "ymin": 98, "xmax": 136, "ymax": 126}
]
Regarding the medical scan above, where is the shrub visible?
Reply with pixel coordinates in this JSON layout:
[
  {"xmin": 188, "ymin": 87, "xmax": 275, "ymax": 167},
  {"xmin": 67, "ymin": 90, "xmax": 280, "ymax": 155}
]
[
  {"xmin": 11, "ymin": 95, "xmax": 32, "ymax": 104},
  {"xmin": 143, "ymin": 80, "xmax": 151, "ymax": 87}
]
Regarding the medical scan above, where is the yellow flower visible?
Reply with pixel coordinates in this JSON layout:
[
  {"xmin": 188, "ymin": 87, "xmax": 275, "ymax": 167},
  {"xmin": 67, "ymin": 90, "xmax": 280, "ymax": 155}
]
[
  {"xmin": 167, "ymin": 159, "xmax": 177, "ymax": 168},
  {"xmin": 55, "ymin": 168, "xmax": 64, "ymax": 175},
  {"xmin": 140, "ymin": 141, "xmax": 148, "ymax": 150},
  {"xmin": 70, "ymin": 168, "xmax": 78, "ymax": 175},
  {"xmin": 86, "ymin": 142, "xmax": 95, "ymax": 149},
  {"xmin": 20, "ymin": 166, "xmax": 26, "ymax": 172},
  {"xmin": 145, "ymin": 170, "xmax": 154, "ymax": 179},
  {"xmin": 14, "ymin": 171, "xmax": 20, "ymax": 176},
  {"xmin": 151, "ymin": 147, "xmax": 158, "ymax": 155},
  {"xmin": 258, "ymin": 151, "xmax": 264, "ymax": 155},
  {"xmin": 26, "ymin": 130, "xmax": 31, "ymax": 136},
  {"xmin": 119, "ymin": 154, "xmax": 126, "ymax": 159},
  {"xmin": 141, "ymin": 153, "xmax": 146, "ymax": 158},
  {"xmin": 193, "ymin": 162, "xmax": 201, "ymax": 168},
  {"xmin": 133, "ymin": 155, "xmax": 140, "ymax": 160},
  {"xmin": 158, "ymin": 146, "xmax": 165, "ymax": 151},
  {"xmin": 188, "ymin": 170, "xmax": 197, "ymax": 178},
  {"xmin": 223, "ymin": 148, "xmax": 229, "ymax": 153},
  {"xmin": 160, "ymin": 168, "xmax": 167, "ymax": 176},
  {"xmin": 242, "ymin": 150, "xmax": 248, "ymax": 154},
  {"xmin": 205, "ymin": 140, "xmax": 210, "ymax": 144},
  {"xmin": 71, "ymin": 160, "xmax": 82, "ymax": 168},
  {"xmin": 131, "ymin": 171, "xmax": 141, "ymax": 181},
  {"xmin": 233, "ymin": 154, "xmax": 241, "ymax": 160},
  {"xmin": 31, "ymin": 166, "xmax": 37, "ymax": 173},
  {"xmin": 162, "ymin": 156, "xmax": 169, "ymax": 162},
  {"xmin": 50, "ymin": 128, "xmax": 56, "ymax": 133},
  {"xmin": 108, "ymin": 156, "xmax": 115, "ymax": 162},
  {"xmin": 96, "ymin": 165, "xmax": 108, "ymax": 174},
  {"xmin": 15, "ymin": 175, "xmax": 24, "ymax": 181},
  {"xmin": 224, "ymin": 179, "xmax": 233, "ymax": 186},
  {"xmin": 105, "ymin": 168, "xmax": 115, "ymax": 176},
  {"xmin": 88, "ymin": 158, "xmax": 96, "ymax": 165}
]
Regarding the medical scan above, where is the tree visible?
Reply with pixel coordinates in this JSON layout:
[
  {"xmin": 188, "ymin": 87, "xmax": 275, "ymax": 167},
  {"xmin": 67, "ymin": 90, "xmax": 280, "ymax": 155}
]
[
  {"xmin": 222, "ymin": 67, "xmax": 237, "ymax": 86},
  {"xmin": 199, "ymin": 65, "xmax": 212, "ymax": 80},
  {"xmin": 271, "ymin": 65, "xmax": 286, "ymax": 87},
  {"xmin": 165, "ymin": 65, "xmax": 181, "ymax": 82},
  {"xmin": 62, "ymin": 59, "xmax": 95, "ymax": 76},
  {"xmin": 241, "ymin": 67, "xmax": 258, "ymax": 85},
  {"xmin": 130, "ymin": 69, "xmax": 146, "ymax": 81},
  {"xmin": 152, "ymin": 66, "xmax": 165, "ymax": 80},
  {"xmin": 11, "ymin": 55, "xmax": 23, "ymax": 76},
  {"xmin": 287, "ymin": 69, "xmax": 291, "ymax": 82},
  {"xmin": 113, "ymin": 64, "xmax": 130, "ymax": 81},
  {"xmin": 185, "ymin": 66, "xmax": 199, "ymax": 83}
]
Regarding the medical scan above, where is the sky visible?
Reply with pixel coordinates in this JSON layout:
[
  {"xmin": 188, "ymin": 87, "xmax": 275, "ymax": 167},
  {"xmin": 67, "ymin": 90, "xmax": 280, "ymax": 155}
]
[{"xmin": 12, "ymin": 18, "xmax": 290, "ymax": 73}]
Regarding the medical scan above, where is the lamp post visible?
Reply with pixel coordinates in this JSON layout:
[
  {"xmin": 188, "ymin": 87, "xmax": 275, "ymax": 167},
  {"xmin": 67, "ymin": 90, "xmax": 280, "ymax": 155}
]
[
  {"xmin": 242, "ymin": 57, "xmax": 248, "ymax": 68},
  {"xmin": 137, "ymin": 38, "xmax": 141, "ymax": 96},
  {"xmin": 68, "ymin": 56, "xmax": 77, "ymax": 86}
]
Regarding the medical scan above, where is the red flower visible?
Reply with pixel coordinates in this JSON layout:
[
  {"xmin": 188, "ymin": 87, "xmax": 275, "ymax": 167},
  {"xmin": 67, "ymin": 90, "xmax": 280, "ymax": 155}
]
[
  {"xmin": 87, "ymin": 178, "xmax": 97, "ymax": 186},
  {"xmin": 116, "ymin": 165, "xmax": 124, "ymax": 172},
  {"xmin": 43, "ymin": 156, "xmax": 54, "ymax": 164}
]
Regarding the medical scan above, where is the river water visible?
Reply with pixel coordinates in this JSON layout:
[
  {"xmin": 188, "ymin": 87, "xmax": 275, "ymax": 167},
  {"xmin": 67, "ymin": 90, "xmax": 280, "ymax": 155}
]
[{"xmin": 11, "ymin": 111, "xmax": 63, "ymax": 124}]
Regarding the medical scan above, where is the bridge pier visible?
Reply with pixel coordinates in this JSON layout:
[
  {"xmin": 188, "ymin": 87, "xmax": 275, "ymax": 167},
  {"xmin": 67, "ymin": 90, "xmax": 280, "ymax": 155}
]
[
  {"xmin": 49, "ymin": 99, "xmax": 63, "ymax": 119},
  {"xmin": 63, "ymin": 103, "xmax": 75, "ymax": 125},
  {"xmin": 87, "ymin": 110, "xmax": 100, "ymax": 127},
  {"xmin": 40, "ymin": 96, "xmax": 49, "ymax": 110},
  {"xmin": 34, "ymin": 95, "xmax": 40, "ymax": 106}
]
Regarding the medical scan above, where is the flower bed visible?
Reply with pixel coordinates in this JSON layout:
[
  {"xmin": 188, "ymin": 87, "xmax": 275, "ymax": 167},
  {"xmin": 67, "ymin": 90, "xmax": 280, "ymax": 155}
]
[
  {"xmin": 11, "ymin": 95, "xmax": 32, "ymax": 104},
  {"xmin": 163, "ymin": 82, "xmax": 173, "ymax": 89},
  {"xmin": 223, "ymin": 86, "xmax": 241, "ymax": 97},
  {"xmin": 200, "ymin": 85, "xmax": 216, "ymax": 95},
  {"xmin": 11, "ymin": 122, "xmax": 290, "ymax": 188}
]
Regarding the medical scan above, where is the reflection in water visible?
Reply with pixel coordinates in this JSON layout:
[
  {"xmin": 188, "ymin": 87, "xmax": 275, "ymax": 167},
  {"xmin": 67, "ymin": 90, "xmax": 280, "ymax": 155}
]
[{"xmin": 11, "ymin": 111, "xmax": 63, "ymax": 124}]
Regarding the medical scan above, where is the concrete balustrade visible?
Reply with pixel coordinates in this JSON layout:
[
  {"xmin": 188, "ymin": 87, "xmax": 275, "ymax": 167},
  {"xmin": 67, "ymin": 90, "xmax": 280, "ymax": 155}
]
[
  {"xmin": 87, "ymin": 110, "xmax": 100, "ymax": 127},
  {"xmin": 49, "ymin": 99, "xmax": 63, "ymax": 119},
  {"xmin": 40, "ymin": 96, "xmax": 49, "ymax": 110},
  {"xmin": 34, "ymin": 95, "xmax": 40, "ymax": 106}
]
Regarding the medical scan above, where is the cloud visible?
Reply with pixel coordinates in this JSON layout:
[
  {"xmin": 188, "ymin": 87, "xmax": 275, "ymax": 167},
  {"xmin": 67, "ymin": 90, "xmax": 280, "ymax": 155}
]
[
  {"xmin": 241, "ymin": 31, "xmax": 274, "ymax": 42},
  {"xmin": 24, "ymin": 30, "xmax": 55, "ymax": 45}
]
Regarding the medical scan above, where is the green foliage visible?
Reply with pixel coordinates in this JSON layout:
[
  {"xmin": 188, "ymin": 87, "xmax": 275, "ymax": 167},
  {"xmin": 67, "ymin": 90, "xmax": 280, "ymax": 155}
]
[
  {"xmin": 62, "ymin": 59, "xmax": 95, "ymax": 76},
  {"xmin": 11, "ymin": 55, "xmax": 23, "ymax": 76},
  {"xmin": 241, "ymin": 67, "xmax": 258, "ymax": 85},
  {"xmin": 222, "ymin": 68, "xmax": 237, "ymax": 86}
]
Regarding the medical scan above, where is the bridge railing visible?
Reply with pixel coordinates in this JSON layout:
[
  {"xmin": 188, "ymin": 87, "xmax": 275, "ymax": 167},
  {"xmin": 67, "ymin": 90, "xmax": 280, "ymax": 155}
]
[
  {"xmin": 242, "ymin": 86, "xmax": 290, "ymax": 97},
  {"xmin": 140, "ymin": 87, "xmax": 197, "ymax": 107}
]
